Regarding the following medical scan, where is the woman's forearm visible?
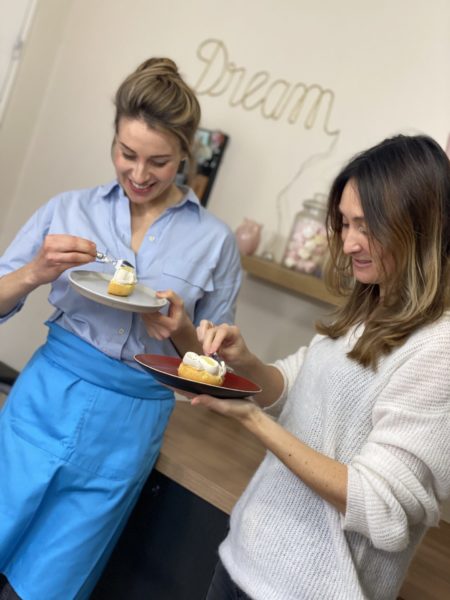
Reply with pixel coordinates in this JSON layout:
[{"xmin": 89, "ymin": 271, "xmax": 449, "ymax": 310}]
[
  {"xmin": 0, "ymin": 266, "xmax": 41, "ymax": 316},
  {"xmin": 243, "ymin": 407, "xmax": 348, "ymax": 512},
  {"xmin": 170, "ymin": 318, "xmax": 203, "ymax": 356}
]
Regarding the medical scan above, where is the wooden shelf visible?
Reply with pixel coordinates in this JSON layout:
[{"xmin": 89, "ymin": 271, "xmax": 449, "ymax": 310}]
[{"xmin": 241, "ymin": 254, "xmax": 341, "ymax": 306}]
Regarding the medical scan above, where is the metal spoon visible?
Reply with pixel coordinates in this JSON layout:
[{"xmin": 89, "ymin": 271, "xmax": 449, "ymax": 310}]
[{"xmin": 95, "ymin": 251, "xmax": 134, "ymax": 269}]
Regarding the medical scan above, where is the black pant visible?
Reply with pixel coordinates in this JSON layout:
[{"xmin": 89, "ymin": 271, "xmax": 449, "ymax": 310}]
[
  {"xmin": 0, "ymin": 576, "xmax": 21, "ymax": 600},
  {"xmin": 206, "ymin": 560, "xmax": 253, "ymax": 600}
]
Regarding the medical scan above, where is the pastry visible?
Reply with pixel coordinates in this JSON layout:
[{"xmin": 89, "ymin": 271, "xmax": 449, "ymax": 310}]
[
  {"xmin": 178, "ymin": 351, "xmax": 226, "ymax": 386},
  {"xmin": 107, "ymin": 260, "xmax": 137, "ymax": 297}
]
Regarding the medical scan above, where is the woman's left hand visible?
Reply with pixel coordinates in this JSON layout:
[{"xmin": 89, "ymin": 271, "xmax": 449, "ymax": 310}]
[
  {"xmin": 141, "ymin": 289, "xmax": 202, "ymax": 355},
  {"xmin": 141, "ymin": 289, "xmax": 190, "ymax": 341}
]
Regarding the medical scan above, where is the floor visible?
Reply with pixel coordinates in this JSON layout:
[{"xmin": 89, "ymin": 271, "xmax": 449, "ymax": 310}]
[{"xmin": 398, "ymin": 520, "xmax": 450, "ymax": 600}]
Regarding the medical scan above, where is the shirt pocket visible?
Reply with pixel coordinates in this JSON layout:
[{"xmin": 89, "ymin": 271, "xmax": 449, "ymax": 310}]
[{"xmin": 161, "ymin": 258, "xmax": 215, "ymax": 292}]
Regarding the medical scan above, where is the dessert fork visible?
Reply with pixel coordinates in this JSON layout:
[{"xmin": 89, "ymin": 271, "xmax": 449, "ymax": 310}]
[
  {"xmin": 95, "ymin": 251, "xmax": 134, "ymax": 269},
  {"xmin": 209, "ymin": 351, "xmax": 234, "ymax": 373}
]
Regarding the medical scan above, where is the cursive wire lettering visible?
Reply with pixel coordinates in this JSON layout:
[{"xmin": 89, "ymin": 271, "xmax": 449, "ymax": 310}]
[{"xmin": 194, "ymin": 39, "xmax": 340, "ymax": 137}]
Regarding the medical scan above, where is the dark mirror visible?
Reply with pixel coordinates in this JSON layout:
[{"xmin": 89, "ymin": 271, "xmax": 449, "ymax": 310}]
[{"xmin": 176, "ymin": 128, "xmax": 229, "ymax": 207}]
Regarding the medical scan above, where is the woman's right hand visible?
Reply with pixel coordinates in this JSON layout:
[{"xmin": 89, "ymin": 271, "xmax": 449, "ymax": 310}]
[
  {"xmin": 196, "ymin": 320, "xmax": 286, "ymax": 408},
  {"xmin": 0, "ymin": 234, "xmax": 97, "ymax": 318},
  {"xmin": 196, "ymin": 321, "xmax": 251, "ymax": 369},
  {"xmin": 27, "ymin": 234, "xmax": 97, "ymax": 286}
]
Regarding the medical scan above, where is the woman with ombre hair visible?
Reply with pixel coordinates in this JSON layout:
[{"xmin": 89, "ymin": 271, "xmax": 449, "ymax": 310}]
[{"xmin": 194, "ymin": 134, "xmax": 450, "ymax": 600}]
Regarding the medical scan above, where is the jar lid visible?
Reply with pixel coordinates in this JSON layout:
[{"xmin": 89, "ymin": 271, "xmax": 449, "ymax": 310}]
[
  {"xmin": 303, "ymin": 194, "xmax": 327, "ymax": 212},
  {"xmin": 312, "ymin": 192, "xmax": 327, "ymax": 204}
]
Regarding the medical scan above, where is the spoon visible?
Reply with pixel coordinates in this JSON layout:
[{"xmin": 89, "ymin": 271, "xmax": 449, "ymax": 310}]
[{"xmin": 95, "ymin": 251, "xmax": 134, "ymax": 269}]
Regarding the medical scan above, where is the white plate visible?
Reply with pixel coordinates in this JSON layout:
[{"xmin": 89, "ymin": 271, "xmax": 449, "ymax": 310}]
[{"xmin": 69, "ymin": 270, "xmax": 168, "ymax": 313}]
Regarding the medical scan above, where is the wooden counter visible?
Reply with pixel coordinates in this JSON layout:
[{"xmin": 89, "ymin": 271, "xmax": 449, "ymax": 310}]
[
  {"xmin": 96, "ymin": 399, "xmax": 450, "ymax": 600},
  {"xmin": 155, "ymin": 400, "xmax": 266, "ymax": 514},
  {"xmin": 153, "ymin": 401, "xmax": 450, "ymax": 600}
]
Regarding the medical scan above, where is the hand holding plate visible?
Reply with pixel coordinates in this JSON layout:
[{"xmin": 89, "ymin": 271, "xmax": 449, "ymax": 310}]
[
  {"xmin": 141, "ymin": 289, "xmax": 190, "ymax": 341},
  {"xmin": 191, "ymin": 394, "xmax": 256, "ymax": 420}
]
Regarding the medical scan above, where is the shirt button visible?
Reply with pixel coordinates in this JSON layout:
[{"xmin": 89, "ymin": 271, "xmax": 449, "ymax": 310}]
[
  {"xmin": 118, "ymin": 328, "xmax": 125, "ymax": 335},
  {"xmin": 149, "ymin": 235, "xmax": 156, "ymax": 242}
]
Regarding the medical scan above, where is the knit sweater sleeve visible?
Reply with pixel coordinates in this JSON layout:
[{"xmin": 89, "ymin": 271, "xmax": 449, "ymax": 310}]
[
  {"xmin": 343, "ymin": 325, "xmax": 450, "ymax": 552},
  {"xmin": 265, "ymin": 334, "xmax": 324, "ymax": 416}
]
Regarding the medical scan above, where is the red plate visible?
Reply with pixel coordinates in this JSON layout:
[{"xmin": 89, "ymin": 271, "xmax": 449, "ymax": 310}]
[{"xmin": 134, "ymin": 354, "xmax": 262, "ymax": 399}]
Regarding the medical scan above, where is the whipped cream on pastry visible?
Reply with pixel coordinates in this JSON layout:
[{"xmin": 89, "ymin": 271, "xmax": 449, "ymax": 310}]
[
  {"xmin": 112, "ymin": 264, "xmax": 137, "ymax": 284},
  {"xmin": 178, "ymin": 351, "xmax": 226, "ymax": 386},
  {"xmin": 107, "ymin": 261, "xmax": 137, "ymax": 297}
]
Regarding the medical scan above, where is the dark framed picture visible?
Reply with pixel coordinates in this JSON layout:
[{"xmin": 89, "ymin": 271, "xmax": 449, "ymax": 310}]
[{"xmin": 177, "ymin": 128, "xmax": 229, "ymax": 207}]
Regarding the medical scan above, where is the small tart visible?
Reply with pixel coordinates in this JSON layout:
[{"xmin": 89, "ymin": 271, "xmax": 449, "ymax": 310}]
[
  {"xmin": 107, "ymin": 262, "xmax": 137, "ymax": 297},
  {"xmin": 107, "ymin": 281, "xmax": 135, "ymax": 297},
  {"xmin": 178, "ymin": 362, "xmax": 225, "ymax": 386}
]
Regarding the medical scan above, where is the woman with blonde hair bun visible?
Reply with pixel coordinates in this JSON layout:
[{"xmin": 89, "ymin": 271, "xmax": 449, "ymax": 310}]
[{"xmin": 0, "ymin": 57, "xmax": 241, "ymax": 599}]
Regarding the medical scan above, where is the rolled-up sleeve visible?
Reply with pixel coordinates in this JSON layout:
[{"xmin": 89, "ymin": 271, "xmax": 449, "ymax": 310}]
[
  {"xmin": 0, "ymin": 199, "xmax": 55, "ymax": 322},
  {"xmin": 343, "ymin": 336, "xmax": 450, "ymax": 551},
  {"xmin": 264, "ymin": 334, "xmax": 324, "ymax": 416}
]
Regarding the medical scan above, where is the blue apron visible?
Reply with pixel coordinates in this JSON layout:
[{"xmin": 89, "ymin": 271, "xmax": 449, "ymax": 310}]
[{"xmin": 0, "ymin": 322, "xmax": 175, "ymax": 600}]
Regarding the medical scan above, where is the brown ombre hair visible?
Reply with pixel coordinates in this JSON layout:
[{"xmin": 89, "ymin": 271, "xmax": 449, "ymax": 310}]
[{"xmin": 317, "ymin": 134, "xmax": 450, "ymax": 369}]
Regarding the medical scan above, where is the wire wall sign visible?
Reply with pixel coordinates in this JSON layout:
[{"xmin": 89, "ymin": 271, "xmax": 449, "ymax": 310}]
[{"xmin": 193, "ymin": 38, "xmax": 340, "ymax": 139}]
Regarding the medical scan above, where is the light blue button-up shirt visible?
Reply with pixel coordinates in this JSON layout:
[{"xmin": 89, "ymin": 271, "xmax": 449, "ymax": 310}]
[{"xmin": 0, "ymin": 181, "xmax": 242, "ymax": 368}]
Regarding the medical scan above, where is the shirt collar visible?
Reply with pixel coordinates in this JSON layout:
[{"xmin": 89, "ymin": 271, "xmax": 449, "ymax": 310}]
[
  {"xmin": 99, "ymin": 180, "xmax": 201, "ymax": 212},
  {"xmin": 99, "ymin": 180, "xmax": 121, "ymax": 198},
  {"xmin": 174, "ymin": 185, "xmax": 201, "ymax": 210}
]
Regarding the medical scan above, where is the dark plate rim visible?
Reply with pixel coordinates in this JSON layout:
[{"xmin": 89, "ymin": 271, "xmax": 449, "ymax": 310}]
[{"xmin": 134, "ymin": 353, "xmax": 262, "ymax": 398}]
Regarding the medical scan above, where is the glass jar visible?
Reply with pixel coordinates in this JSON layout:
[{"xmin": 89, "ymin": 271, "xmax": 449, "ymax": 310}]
[{"xmin": 282, "ymin": 194, "xmax": 328, "ymax": 276}]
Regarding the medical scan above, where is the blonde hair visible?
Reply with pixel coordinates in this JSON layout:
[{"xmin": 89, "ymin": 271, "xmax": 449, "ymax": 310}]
[
  {"xmin": 317, "ymin": 134, "xmax": 450, "ymax": 369},
  {"xmin": 114, "ymin": 57, "xmax": 201, "ymax": 161}
]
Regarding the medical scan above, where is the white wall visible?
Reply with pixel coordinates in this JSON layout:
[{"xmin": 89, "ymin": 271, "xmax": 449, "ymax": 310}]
[
  {"xmin": 1, "ymin": 0, "xmax": 449, "ymax": 521},
  {"xmin": 0, "ymin": 0, "xmax": 73, "ymax": 365}
]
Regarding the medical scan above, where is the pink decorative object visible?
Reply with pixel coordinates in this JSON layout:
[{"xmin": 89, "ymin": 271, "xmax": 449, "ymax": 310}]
[{"xmin": 235, "ymin": 218, "xmax": 262, "ymax": 255}]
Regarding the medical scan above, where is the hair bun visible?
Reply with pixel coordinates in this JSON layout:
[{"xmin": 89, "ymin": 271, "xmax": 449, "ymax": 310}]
[
  {"xmin": 135, "ymin": 57, "xmax": 179, "ymax": 77},
  {"xmin": 114, "ymin": 55, "xmax": 201, "ymax": 159}
]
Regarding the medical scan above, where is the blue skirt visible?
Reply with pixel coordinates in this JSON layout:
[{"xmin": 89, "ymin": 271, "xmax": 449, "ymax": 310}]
[{"xmin": 0, "ymin": 323, "xmax": 175, "ymax": 600}]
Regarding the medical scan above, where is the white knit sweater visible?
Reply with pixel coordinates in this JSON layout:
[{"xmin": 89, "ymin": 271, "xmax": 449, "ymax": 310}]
[{"xmin": 219, "ymin": 316, "xmax": 450, "ymax": 600}]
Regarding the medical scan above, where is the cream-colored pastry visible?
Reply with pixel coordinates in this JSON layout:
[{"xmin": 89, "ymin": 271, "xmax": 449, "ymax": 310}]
[
  {"xmin": 107, "ymin": 261, "xmax": 137, "ymax": 297},
  {"xmin": 178, "ymin": 351, "xmax": 226, "ymax": 386}
]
